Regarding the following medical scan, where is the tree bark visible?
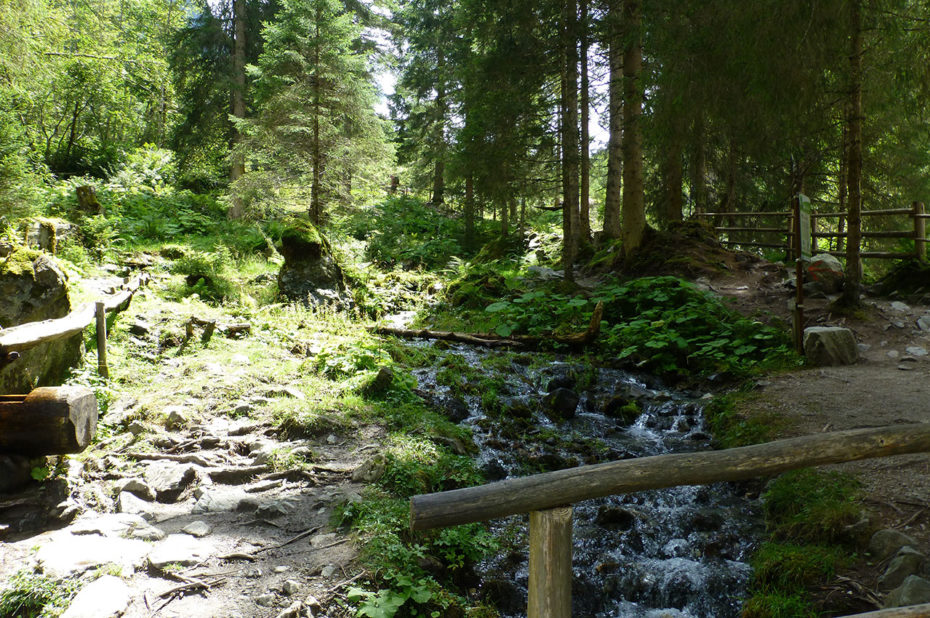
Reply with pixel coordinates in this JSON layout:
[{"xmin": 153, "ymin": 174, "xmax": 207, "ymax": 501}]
[
  {"xmin": 310, "ymin": 3, "xmax": 323, "ymax": 224},
  {"xmin": 663, "ymin": 136, "xmax": 683, "ymax": 225},
  {"xmin": 228, "ymin": 0, "xmax": 247, "ymax": 219},
  {"xmin": 690, "ymin": 115, "xmax": 706, "ymax": 214},
  {"xmin": 465, "ymin": 175, "xmax": 476, "ymax": 249},
  {"xmin": 578, "ymin": 0, "xmax": 591, "ymax": 242},
  {"xmin": 603, "ymin": 14, "xmax": 622, "ymax": 240},
  {"xmin": 620, "ymin": 0, "xmax": 645, "ymax": 258},
  {"xmin": 561, "ymin": 0, "xmax": 580, "ymax": 280},
  {"xmin": 842, "ymin": 0, "xmax": 863, "ymax": 307},
  {"xmin": 431, "ymin": 68, "xmax": 446, "ymax": 206}
]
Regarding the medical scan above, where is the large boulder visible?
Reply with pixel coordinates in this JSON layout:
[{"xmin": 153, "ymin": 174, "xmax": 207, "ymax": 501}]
[
  {"xmin": 277, "ymin": 219, "xmax": 349, "ymax": 307},
  {"xmin": 803, "ymin": 326, "xmax": 858, "ymax": 366},
  {"xmin": 0, "ymin": 246, "xmax": 83, "ymax": 394},
  {"xmin": 806, "ymin": 253, "xmax": 844, "ymax": 294}
]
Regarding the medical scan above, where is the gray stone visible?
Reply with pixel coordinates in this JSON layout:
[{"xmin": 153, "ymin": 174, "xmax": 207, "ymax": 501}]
[
  {"xmin": 918, "ymin": 315, "xmax": 930, "ymax": 332},
  {"xmin": 237, "ymin": 497, "xmax": 260, "ymax": 512},
  {"xmin": 906, "ymin": 346, "xmax": 928, "ymax": 357},
  {"xmin": 163, "ymin": 406, "xmax": 187, "ymax": 430},
  {"xmin": 118, "ymin": 491, "xmax": 156, "ymax": 520},
  {"xmin": 192, "ymin": 487, "xmax": 250, "ymax": 513},
  {"xmin": 148, "ymin": 534, "xmax": 210, "ymax": 569},
  {"xmin": 869, "ymin": 529, "xmax": 918, "ymax": 561},
  {"xmin": 282, "ymin": 580, "xmax": 300, "ymax": 595},
  {"xmin": 129, "ymin": 320, "xmax": 152, "ymax": 336},
  {"xmin": 276, "ymin": 602, "xmax": 303, "ymax": 618},
  {"xmin": 37, "ymin": 533, "xmax": 150, "ymax": 578},
  {"xmin": 542, "ymin": 388, "xmax": 580, "ymax": 422},
  {"xmin": 113, "ymin": 477, "xmax": 155, "ymax": 501},
  {"xmin": 885, "ymin": 575, "xmax": 930, "ymax": 608},
  {"xmin": 806, "ymin": 254, "xmax": 845, "ymax": 293},
  {"xmin": 311, "ymin": 533, "xmax": 338, "ymax": 548},
  {"xmin": 233, "ymin": 403, "xmax": 253, "ymax": 416},
  {"xmin": 891, "ymin": 301, "xmax": 911, "ymax": 312},
  {"xmin": 364, "ymin": 366, "xmax": 394, "ymax": 394},
  {"xmin": 0, "ymin": 455, "xmax": 33, "ymax": 492},
  {"xmin": 23, "ymin": 218, "xmax": 76, "ymax": 253},
  {"xmin": 352, "ymin": 454, "xmax": 387, "ymax": 483},
  {"xmin": 0, "ymin": 248, "xmax": 83, "ymax": 394},
  {"xmin": 888, "ymin": 350, "xmax": 901, "ymax": 359},
  {"xmin": 255, "ymin": 593, "xmax": 277, "ymax": 607},
  {"xmin": 803, "ymin": 327, "xmax": 858, "ymax": 366},
  {"xmin": 126, "ymin": 420, "xmax": 147, "ymax": 436},
  {"xmin": 321, "ymin": 564, "xmax": 338, "ymax": 578},
  {"xmin": 879, "ymin": 546, "xmax": 927, "ymax": 590},
  {"xmin": 257, "ymin": 498, "xmax": 297, "ymax": 519},
  {"xmin": 61, "ymin": 575, "xmax": 131, "ymax": 618},
  {"xmin": 245, "ymin": 567, "xmax": 263, "ymax": 578},
  {"xmin": 144, "ymin": 462, "xmax": 197, "ymax": 503},
  {"xmin": 181, "ymin": 520, "xmax": 212, "ymax": 537}
]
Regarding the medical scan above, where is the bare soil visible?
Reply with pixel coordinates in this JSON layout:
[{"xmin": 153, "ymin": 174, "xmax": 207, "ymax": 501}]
[{"xmin": 701, "ymin": 251, "xmax": 930, "ymax": 613}]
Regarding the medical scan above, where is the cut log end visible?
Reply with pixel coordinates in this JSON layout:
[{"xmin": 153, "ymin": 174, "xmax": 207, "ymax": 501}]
[{"xmin": 0, "ymin": 387, "xmax": 98, "ymax": 456}]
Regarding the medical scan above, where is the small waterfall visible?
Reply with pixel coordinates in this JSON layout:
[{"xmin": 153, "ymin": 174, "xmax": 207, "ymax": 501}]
[{"xmin": 412, "ymin": 344, "xmax": 762, "ymax": 617}]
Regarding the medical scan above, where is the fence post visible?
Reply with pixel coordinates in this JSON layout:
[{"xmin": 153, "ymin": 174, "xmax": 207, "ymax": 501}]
[
  {"xmin": 528, "ymin": 506, "xmax": 573, "ymax": 618},
  {"xmin": 914, "ymin": 202, "xmax": 926, "ymax": 262},
  {"xmin": 95, "ymin": 301, "xmax": 108, "ymax": 379}
]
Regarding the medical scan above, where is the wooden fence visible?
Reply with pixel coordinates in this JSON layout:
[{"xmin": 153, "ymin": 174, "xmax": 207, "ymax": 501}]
[
  {"xmin": 694, "ymin": 201, "xmax": 927, "ymax": 261},
  {"xmin": 410, "ymin": 424, "xmax": 930, "ymax": 617},
  {"xmin": 0, "ymin": 273, "xmax": 149, "ymax": 378}
]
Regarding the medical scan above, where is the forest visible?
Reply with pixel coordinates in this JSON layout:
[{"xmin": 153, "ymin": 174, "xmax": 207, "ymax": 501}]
[{"xmin": 2, "ymin": 0, "xmax": 930, "ymax": 617}]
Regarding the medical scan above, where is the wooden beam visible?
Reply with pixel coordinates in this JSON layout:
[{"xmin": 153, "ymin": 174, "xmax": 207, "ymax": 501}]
[
  {"xmin": 0, "ymin": 387, "xmax": 97, "ymax": 455},
  {"xmin": 410, "ymin": 423, "xmax": 930, "ymax": 530},
  {"xmin": 839, "ymin": 604, "xmax": 930, "ymax": 617},
  {"xmin": 0, "ymin": 273, "xmax": 148, "ymax": 354},
  {"xmin": 528, "ymin": 507, "xmax": 572, "ymax": 618}
]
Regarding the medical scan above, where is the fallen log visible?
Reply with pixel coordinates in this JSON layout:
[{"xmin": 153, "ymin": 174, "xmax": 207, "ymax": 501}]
[
  {"xmin": 0, "ymin": 387, "xmax": 98, "ymax": 456},
  {"xmin": 375, "ymin": 302, "xmax": 603, "ymax": 350}
]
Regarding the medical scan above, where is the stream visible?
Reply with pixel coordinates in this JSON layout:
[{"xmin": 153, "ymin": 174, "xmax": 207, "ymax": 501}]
[{"xmin": 411, "ymin": 343, "xmax": 763, "ymax": 617}]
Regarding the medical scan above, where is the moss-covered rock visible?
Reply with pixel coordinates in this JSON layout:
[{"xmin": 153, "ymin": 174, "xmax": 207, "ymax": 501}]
[
  {"xmin": 0, "ymin": 245, "xmax": 83, "ymax": 393},
  {"xmin": 276, "ymin": 217, "xmax": 349, "ymax": 306}
]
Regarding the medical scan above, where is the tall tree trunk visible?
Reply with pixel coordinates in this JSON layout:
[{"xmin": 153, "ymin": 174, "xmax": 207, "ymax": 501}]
[
  {"xmin": 561, "ymin": 0, "xmax": 579, "ymax": 280},
  {"xmin": 603, "ymin": 13, "xmax": 622, "ymax": 240},
  {"xmin": 690, "ymin": 115, "xmax": 706, "ymax": 215},
  {"xmin": 578, "ymin": 0, "xmax": 591, "ymax": 242},
  {"xmin": 310, "ymin": 4, "xmax": 323, "ymax": 224},
  {"xmin": 228, "ymin": 0, "xmax": 247, "ymax": 219},
  {"xmin": 842, "ymin": 0, "xmax": 863, "ymax": 307},
  {"xmin": 431, "ymin": 55, "xmax": 446, "ymax": 206},
  {"xmin": 663, "ymin": 136, "xmax": 683, "ymax": 226},
  {"xmin": 465, "ymin": 175, "xmax": 476, "ymax": 249},
  {"xmin": 621, "ymin": 0, "xmax": 645, "ymax": 258},
  {"xmin": 837, "ymin": 113, "xmax": 848, "ymax": 252}
]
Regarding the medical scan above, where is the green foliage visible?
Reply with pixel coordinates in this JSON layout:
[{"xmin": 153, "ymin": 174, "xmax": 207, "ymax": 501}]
[
  {"xmin": 704, "ymin": 393, "xmax": 778, "ymax": 448},
  {"xmin": 379, "ymin": 435, "xmax": 483, "ymax": 497},
  {"xmin": 361, "ymin": 197, "xmax": 464, "ymax": 269},
  {"xmin": 0, "ymin": 570, "xmax": 79, "ymax": 618},
  {"xmin": 762, "ymin": 469, "xmax": 863, "ymax": 545},
  {"xmin": 750, "ymin": 543, "xmax": 845, "ymax": 592},
  {"xmin": 170, "ymin": 247, "xmax": 236, "ymax": 303},
  {"xmin": 741, "ymin": 591, "xmax": 816, "ymax": 618},
  {"xmin": 314, "ymin": 340, "xmax": 394, "ymax": 379}
]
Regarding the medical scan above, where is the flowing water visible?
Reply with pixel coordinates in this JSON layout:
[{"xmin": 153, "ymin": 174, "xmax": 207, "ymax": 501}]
[{"xmin": 411, "ymin": 343, "xmax": 763, "ymax": 617}]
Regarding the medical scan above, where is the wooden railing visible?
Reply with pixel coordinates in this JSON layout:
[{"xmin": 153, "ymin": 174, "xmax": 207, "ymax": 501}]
[
  {"xmin": 694, "ymin": 201, "xmax": 927, "ymax": 261},
  {"xmin": 0, "ymin": 273, "xmax": 149, "ymax": 378},
  {"xmin": 410, "ymin": 424, "xmax": 930, "ymax": 617}
]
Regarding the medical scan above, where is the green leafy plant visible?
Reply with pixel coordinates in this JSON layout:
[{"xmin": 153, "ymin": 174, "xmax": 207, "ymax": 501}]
[{"xmin": 0, "ymin": 570, "xmax": 79, "ymax": 618}]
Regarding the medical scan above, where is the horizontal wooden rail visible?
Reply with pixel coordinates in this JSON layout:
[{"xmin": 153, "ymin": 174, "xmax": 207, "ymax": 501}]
[
  {"xmin": 840, "ymin": 603, "xmax": 930, "ymax": 617},
  {"xmin": 695, "ymin": 211, "xmax": 790, "ymax": 218},
  {"xmin": 715, "ymin": 226, "xmax": 786, "ymax": 233},
  {"xmin": 410, "ymin": 423, "xmax": 930, "ymax": 531},
  {"xmin": 821, "ymin": 251, "xmax": 914, "ymax": 259},
  {"xmin": 719, "ymin": 241, "xmax": 788, "ymax": 249},
  {"xmin": 814, "ymin": 230, "xmax": 917, "ymax": 239},
  {"xmin": 0, "ymin": 273, "xmax": 148, "ymax": 354}
]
